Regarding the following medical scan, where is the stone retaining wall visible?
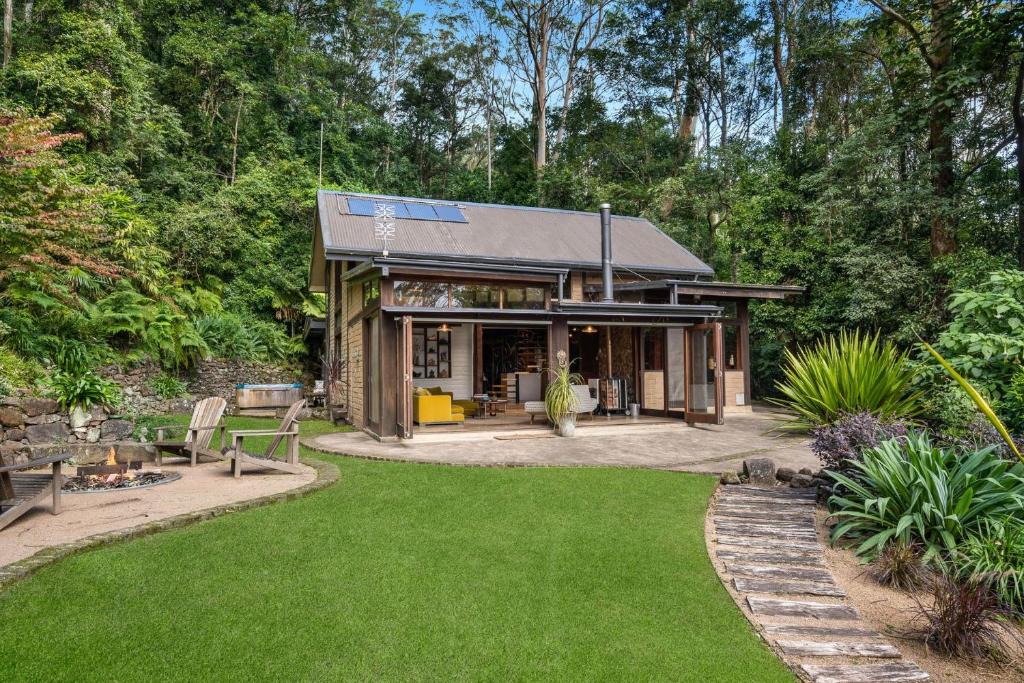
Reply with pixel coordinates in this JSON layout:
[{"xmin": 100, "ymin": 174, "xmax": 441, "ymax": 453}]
[
  {"xmin": 101, "ymin": 359, "xmax": 304, "ymax": 415},
  {"xmin": 0, "ymin": 393, "xmax": 134, "ymax": 465}
]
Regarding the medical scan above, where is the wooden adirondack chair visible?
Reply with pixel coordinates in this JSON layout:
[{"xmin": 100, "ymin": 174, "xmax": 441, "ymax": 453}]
[
  {"xmin": 0, "ymin": 453, "xmax": 68, "ymax": 531},
  {"xmin": 227, "ymin": 399, "xmax": 305, "ymax": 478},
  {"xmin": 152, "ymin": 397, "xmax": 228, "ymax": 467}
]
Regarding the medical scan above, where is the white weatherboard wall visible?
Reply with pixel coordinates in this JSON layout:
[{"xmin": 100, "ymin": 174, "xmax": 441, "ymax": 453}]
[{"xmin": 413, "ymin": 324, "xmax": 473, "ymax": 399}]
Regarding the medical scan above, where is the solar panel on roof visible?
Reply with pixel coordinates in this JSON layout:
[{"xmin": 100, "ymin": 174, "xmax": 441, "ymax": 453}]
[
  {"xmin": 434, "ymin": 205, "xmax": 467, "ymax": 222},
  {"xmin": 345, "ymin": 197, "xmax": 467, "ymax": 223},
  {"xmin": 405, "ymin": 202, "xmax": 437, "ymax": 220},
  {"xmin": 347, "ymin": 198, "xmax": 375, "ymax": 216}
]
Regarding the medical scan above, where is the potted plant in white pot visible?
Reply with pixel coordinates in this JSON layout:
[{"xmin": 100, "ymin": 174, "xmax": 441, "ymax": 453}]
[{"xmin": 545, "ymin": 350, "xmax": 582, "ymax": 436}]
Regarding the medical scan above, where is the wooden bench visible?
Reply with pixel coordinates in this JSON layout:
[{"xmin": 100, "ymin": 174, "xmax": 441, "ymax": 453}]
[{"xmin": 0, "ymin": 452, "xmax": 69, "ymax": 531}]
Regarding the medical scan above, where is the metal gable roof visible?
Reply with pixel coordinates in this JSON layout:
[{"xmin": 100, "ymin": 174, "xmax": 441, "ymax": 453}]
[{"xmin": 315, "ymin": 191, "xmax": 714, "ymax": 276}]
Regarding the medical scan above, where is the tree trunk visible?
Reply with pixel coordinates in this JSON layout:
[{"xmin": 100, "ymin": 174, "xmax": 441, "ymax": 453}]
[
  {"xmin": 229, "ymin": 92, "xmax": 244, "ymax": 184},
  {"xmin": 1014, "ymin": 52, "xmax": 1024, "ymax": 268},
  {"xmin": 3, "ymin": 0, "xmax": 12, "ymax": 69},
  {"xmin": 535, "ymin": 52, "xmax": 547, "ymax": 170},
  {"xmin": 927, "ymin": 0, "xmax": 956, "ymax": 257},
  {"xmin": 768, "ymin": 0, "xmax": 790, "ymax": 129}
]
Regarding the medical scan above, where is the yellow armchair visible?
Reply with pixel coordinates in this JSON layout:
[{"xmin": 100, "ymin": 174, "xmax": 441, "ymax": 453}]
[{"xmin": 413, "ymin": 393, "xmax": 465, "ymax": 426}]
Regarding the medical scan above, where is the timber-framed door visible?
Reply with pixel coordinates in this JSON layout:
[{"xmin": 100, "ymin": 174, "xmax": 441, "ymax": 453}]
[
  {"xmin": 684, "ymin": 323, "xmax": 724, "ymax": 425},
  {"xmin": 397, "ymin": 316, "xmax": 413, "ymax": 438}
]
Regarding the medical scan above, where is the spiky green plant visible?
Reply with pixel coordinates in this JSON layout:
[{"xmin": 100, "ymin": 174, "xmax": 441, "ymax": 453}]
[
  {"xmin": 544, "ymin": 351, "xmax": 583, "ymax": 425},
  {"xmin": 827, "ymin": 433, "xmax": 1024, "ymax": 566},
  {"xmin": 772, "ymin": 330, "xmax": 923, "ymax": 430}
]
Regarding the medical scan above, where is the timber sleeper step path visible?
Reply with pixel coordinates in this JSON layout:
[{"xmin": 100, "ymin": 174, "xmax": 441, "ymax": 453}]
[{"xmin": 709, "ymin": 485, "xmax": 930, "ymax": 682}]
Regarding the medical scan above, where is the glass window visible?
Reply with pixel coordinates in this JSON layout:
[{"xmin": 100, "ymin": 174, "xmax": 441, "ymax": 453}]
[
  {"xmin": 643, "ymin": 328, "xmax": 664, "ymax": 371},
  {"xmin": 451, "ymin": 284, "xmax": 500, "ymax": 308},
  {"xmin": 503, "ymin": 286, "xmax": 545, "ymax": 310},
  {"xmin": 724, "ymin": 324, "xmax": 741, "ymax": 370},
  {"xmin": 393, "ymin": 280, "xmax": 449, "ymax": 307},
  {"xmin": 362, "ymin": 280, "xmax": 380, "ymax": 306}
]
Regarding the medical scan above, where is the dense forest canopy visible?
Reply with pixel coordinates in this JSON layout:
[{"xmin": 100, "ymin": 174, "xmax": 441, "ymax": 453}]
[{"xmin": 1, "ymin": 0, "xmax": 1022, "ymax": 396}]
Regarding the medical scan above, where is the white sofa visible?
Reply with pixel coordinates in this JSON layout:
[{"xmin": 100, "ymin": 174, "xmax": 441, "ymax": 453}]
[{"xmin": 525, "ymin": 384, "xmax": 598, "ymax": 424}]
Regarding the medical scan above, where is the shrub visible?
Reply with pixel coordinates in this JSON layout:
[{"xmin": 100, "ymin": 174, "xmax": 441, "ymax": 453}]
[
  {"xmin": 920, "ymin": 269, "xmax": 1024, "ymax": 400},
  {"xmin": 999, "ymin": 367, "xmax": 1024, "ymax": 434},
  {"xmin": 46, "ymin": 370, "xmax": 121, "ymax": 411},
  {"xmin": 147, "ymin": 372, "xmax": 188, "ymax": 400},
  {"xmin": 954, "ymin": 517, "xmax": 1024, "ymax": 614},
  {"xmin": 772, "ymin": 330, "xmax": 923, "ymax": 430},
  {"xmin": 923, "ymin": 382, "xmax": 978, "ymax": 436},
  {"xmin": 872, "ymin": 540, "xmax": 926, "ymax": 591},
  {"xmin": 810, "ymin": 412, "xmax": 909, "ymax": 470},
  {"xmin": 0, "ymin": 344, "xmax": 43, "ymax": 395},
  {"xmin": 827, "ymin": 433, "xmax": 1024, "ymax": 565},
  {"xmin": 915, "ymin": 574, "xmax": 1021, "ymax": 660}
]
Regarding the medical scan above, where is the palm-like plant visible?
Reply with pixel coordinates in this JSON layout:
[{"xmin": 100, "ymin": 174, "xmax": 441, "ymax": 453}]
[
  {"xmin": 772, "ymin": 329, "xmax": 923, "ymax": 430},
  {"xmin": 544, "ymin": 351, "xmax": 583, "ymax": 427}
]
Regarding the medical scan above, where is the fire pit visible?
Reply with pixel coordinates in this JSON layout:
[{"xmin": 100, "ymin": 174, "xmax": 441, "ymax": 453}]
[{"xmin": 63, "ymin": 447, "xmax": 180, "ymax": 494}]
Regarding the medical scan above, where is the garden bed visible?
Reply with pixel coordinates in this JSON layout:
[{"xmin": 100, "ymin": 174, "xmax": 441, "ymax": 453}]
[{"xmin": 818, "ymin": 510, "xmax": 1024, "ymax": 683}]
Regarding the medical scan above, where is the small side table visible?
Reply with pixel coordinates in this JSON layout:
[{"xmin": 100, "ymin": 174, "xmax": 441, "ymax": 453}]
[{"xmin": 486, "ymin": 399, "xmax": 508, "ymax": 417}]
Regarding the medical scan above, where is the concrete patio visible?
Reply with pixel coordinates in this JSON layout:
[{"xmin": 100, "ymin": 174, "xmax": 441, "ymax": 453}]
[{"xmin": 306, "ymin": 407, "xmax": 819, "ymax": 474}]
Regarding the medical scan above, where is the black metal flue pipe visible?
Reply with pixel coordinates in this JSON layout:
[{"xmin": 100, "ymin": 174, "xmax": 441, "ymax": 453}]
[{"xmin": 599, "ymin": 203, "xmax": 613, "ymax": 302}]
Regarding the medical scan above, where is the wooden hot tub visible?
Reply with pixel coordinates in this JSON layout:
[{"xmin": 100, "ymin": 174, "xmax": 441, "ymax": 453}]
[{"xmin": 235, "ymin": 383, "xmax": 304, "ymax": 409}]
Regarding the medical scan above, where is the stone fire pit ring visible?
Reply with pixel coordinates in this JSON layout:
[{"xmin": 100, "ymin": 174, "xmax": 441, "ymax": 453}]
[{"xmin": 63, "ymin": 471, "xmax": 182, "ymax": 494}]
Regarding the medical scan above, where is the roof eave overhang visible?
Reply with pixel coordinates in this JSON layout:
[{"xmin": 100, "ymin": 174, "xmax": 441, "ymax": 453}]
[
  {"xmin": 613, "ymin": 279, "xmax": 804, "ymax": 300},
  {"xmin": 323, "ymin": 248, "xmax": 713, "ymax": 279}
]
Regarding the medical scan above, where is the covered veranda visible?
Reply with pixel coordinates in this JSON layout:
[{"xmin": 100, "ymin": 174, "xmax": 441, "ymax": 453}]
[{"xmin": 389, "ymin": 301, "xmax": 731, "ymax": 440}]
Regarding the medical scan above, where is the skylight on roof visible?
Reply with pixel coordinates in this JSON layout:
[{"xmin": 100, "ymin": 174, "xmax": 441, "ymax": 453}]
[{"xmin": 346, "ymin": 198, "xmax": 467, "ymax": 223}]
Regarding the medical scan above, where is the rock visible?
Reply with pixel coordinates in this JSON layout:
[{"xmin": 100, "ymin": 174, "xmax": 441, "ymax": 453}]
[
  {"xmin": 799, "ymin": 467, "xmax": 814, "ymax": 476},
  {"xmin": 100, "ymin": 419, "xmax": 134, "ymax": 441},
  {"xmin": 85, "ymin": 427, "xmax": 101, "ymax": 443},
  {"xmin": 21, "ymin": 397, "xmax": 59, "ymax": 416},
  {"xmin": 790, "ymin": 473, "xmax": 815, "ymax": 488},
  {"xmin": 817, "ymin": 485, "xmax": 833, "ymax": 504},
  {"xmin": 1, "ymin": 396, "xmax": 23, "ymax": 408},
  {"xmin": 89, "ymin": 407, "xmax": 108, "ymax": 423},
  {"xmin": 4, "ymin": 428, "xmax": 26, "ymax": 442},
  {"xmin": 0, "ymin": 406, "xmax": 25, "ymax": 428},
  {"xmin": 776, "ymin": 467, "xmax": 796, "ymax": 482},
  {"xmin": 0, "ymin": 439, "xmax": 29, "ymax": 461},
  {"xmin": 70, "ymin": 406, "xmax": 90, "ymax": 430},
  {"xmin": 742, "ymin": 458, "xmax": 777, "ymax": 486},
  {"xmin": 720, "ymin": 470, "xmax": 741, "ymax": 485},
  {"xmin": 26, "ymin": 421, "xmax": 69, "ymax": 444},
  {"xmin": 24, "ymin": 413, "xmax": 62, "ymax": 425}
]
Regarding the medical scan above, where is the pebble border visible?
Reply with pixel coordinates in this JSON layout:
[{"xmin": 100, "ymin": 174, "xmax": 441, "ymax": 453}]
[{"xmin": 0, "ymin": 457, "xmax": 340, "ymax": 591}]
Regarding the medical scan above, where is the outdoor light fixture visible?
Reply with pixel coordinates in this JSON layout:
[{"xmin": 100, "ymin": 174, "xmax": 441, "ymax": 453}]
[
  {"xmin": 437, "ymin": 323, "xmax": 451, "ymax": 333},
  {"xmin": 581, "ymin": 325, "xmax": 597, "ymax": 334}
]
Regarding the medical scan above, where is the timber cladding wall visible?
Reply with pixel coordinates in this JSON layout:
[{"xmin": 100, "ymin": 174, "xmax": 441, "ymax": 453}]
[{"xmin": 346, "ymin": 272, "xmax": 364, "ymax": 427}]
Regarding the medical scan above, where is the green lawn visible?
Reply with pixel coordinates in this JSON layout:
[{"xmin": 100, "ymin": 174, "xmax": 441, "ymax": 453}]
[{"xmin": 0, "ymin": 418, "xmax": 792, "ymax": 682}]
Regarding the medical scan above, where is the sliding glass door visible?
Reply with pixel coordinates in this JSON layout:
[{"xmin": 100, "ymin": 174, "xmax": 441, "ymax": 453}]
[{"xmin": 684, "ymin": 323, "xmax": 724, "ymax": 425}]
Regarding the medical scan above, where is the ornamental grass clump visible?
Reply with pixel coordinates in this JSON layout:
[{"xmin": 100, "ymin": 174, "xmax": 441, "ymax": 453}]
[
  {"xmin": 954, "ymin": 517, "xmax": 1024, "ymax": 615},
  {"xmin": 826, "ymin": 433, "xmax": 1024, "ymax": 566},
  {"xmin": 871, "ymin": 540, "xmax": 927, "ymax": 591},
  {"xmin": 772, "ymin": 330, "xmax": 923, "ymax": 431},
  {"xmin": 915, "ymin": 573, "xmax": 1022, "ymax": 661}
]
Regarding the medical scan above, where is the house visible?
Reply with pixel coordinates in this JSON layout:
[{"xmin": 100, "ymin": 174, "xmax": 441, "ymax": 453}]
[{"xmin": 309, "ymin": 191, "xmax": 801, "ymax": 440}]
